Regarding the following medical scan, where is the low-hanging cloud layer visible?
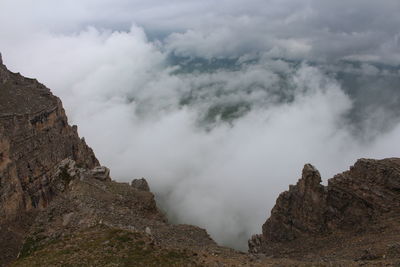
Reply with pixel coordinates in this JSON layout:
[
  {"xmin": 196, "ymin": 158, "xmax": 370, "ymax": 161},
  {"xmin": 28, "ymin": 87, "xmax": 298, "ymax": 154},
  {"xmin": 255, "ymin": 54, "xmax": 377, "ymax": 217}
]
[
  {"xmin": 1, "ymin": 0, "xmax": 400, "ymax": 250},
  {"xmin": 2, "ymin": 0, "xmax": 400, "ymax": 63}
]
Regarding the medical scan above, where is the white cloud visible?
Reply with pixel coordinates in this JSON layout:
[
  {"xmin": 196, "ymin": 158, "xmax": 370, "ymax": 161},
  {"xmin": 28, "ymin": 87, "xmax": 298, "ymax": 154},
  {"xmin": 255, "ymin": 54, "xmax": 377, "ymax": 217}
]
[
  {"xmin": 1, "ymin": 0, "xmax": 400, "ymax": 250},
  {"xmin": 2, "ymin": 0, "xmax": 400, "ymax": 63}
]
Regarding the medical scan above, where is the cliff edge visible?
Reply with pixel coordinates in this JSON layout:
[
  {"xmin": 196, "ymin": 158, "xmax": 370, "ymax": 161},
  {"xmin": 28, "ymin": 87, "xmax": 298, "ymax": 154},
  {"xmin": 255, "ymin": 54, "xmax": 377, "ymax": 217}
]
[
  {"xmin": 0, "ymin": 54, "xmax": 99, "ymax": 264},
  {"xmin": 249, "ymin": 158, "xmax": 400, "ymax": 262}
]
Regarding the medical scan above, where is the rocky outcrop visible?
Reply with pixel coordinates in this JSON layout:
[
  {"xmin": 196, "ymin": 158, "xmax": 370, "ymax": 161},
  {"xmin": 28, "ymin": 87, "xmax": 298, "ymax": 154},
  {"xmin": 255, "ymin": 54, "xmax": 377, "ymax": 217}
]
[
  {"xmin": 29, "ymin": 159, "xmax": 167, "ymax": 234},
  {"xmin": 0, "ymin": 56, "xmax": 99, "ymax": 265},
  {"xmin": 263, "ymin": 164, "xmax": 327, "ymax": 242},
  {"xmin": 0, "ymin": 56, "xmax": 98, "ymax": 218},
  {"xmin": 13, "ymin": 159, "xmax": 226, "ymax": 266},
  {"xmin": 249, "ymin": 158, "xmax": 400, "ymax": 260},
  {"xmin": 131, "ymin": 177, "xmax": 150, "ymax": 191}
]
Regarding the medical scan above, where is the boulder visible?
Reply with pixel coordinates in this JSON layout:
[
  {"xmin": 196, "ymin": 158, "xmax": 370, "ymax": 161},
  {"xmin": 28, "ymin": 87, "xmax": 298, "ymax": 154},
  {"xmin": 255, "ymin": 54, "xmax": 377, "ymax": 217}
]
[
  {"xmin": 89, "ymin": 166, "xmax": 111, "ymax": 181},
  {"xmin": 131, "ymin": 178, "xmax": 150, "ymax": 191}
]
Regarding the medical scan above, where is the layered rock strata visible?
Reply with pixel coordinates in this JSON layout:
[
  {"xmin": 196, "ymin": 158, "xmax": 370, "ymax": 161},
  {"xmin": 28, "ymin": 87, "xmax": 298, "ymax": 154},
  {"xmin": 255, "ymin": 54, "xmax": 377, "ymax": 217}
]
[
  {"xmin": 0, "ymin": 55, "xmax": 99, "ymax": 265},
  {"xmin": 0, "ymin": 55, "xmax": 98, "ymax": 219}
]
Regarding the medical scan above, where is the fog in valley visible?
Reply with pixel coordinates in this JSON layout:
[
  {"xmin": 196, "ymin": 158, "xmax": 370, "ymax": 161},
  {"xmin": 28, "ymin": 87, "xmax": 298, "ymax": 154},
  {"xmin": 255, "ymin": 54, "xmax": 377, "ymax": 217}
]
[{"xmin": 1, "ymin": 0, "xmax": 400, "ymax": 250}]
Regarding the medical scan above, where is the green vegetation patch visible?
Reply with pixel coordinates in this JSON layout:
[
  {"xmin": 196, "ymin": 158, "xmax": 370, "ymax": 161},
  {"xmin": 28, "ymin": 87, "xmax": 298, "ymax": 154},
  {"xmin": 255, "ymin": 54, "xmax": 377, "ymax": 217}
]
[
  {"xmin": 12, "ymin": 225, "xmax": 200, "ymax": 267},
  {"xmin": 19, "ymin": 235, "xmax": 46, "ymax": 259}
]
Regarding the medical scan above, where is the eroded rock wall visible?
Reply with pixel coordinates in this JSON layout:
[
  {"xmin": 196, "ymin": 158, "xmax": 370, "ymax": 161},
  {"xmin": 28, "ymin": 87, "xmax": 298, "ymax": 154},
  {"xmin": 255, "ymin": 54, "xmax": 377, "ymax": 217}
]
[{"xmin": 0, "ymin": 55, "xmax": 99, "ymax": 265}]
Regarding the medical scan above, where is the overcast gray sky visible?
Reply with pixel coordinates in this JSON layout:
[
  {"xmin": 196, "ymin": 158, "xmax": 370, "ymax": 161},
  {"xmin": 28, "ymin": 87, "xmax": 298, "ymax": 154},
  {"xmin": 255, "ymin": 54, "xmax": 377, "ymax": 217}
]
[{"xmin": 1, "ymin": 0, "xmax": 400, "ymax": 63}]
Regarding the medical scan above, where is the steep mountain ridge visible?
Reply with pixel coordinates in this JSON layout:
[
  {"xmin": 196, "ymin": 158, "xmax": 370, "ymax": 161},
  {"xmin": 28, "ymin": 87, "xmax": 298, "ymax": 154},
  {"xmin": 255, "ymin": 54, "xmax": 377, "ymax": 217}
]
[
  {"xmin": 249, "ymin": 158, "xmax": 400, "ymax": 262},
  {"xmin": 0, "ymin": 54, "xmax": 98, "ymax": 265},
  {"xmin": 0, "ymin": 54, "xmax": 98, "ymax": 218}
]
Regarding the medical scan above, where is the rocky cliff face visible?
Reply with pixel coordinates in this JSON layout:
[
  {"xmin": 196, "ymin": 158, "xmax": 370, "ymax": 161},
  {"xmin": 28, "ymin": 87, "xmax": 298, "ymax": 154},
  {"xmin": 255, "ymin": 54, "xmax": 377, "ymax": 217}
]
[
  {"xmin": 249, "ymin": 158, "xmax": 400, "ymax": 261},
  {"xmin": 0, "ymin": 54, "xmax": 98, "ymax": 219},
  {"xmin": 0, "ymin": 54, "xmax": 99, "ymax": 264}
]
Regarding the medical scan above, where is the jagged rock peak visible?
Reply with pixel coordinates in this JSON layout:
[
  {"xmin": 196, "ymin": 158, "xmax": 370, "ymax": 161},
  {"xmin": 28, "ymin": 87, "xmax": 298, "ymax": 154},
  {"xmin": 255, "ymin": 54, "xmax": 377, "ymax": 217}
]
[
  {"xmin": 297, "ymin": 163, "xmax": 322, "ymax": 194},
  {"xmin": 301, "ymin": 163, "xmax": 320, "ymax": 182},
  {"xmin": 258, "ymin": 163, "xmax": 326, "ymax": 245},
  {"xmin": 250, "ymin": 158, "xmax": 400, "ymax": 259},
  {"xmin": 0, "ymin": 52, "xmax": 2, "ymax": 65}
]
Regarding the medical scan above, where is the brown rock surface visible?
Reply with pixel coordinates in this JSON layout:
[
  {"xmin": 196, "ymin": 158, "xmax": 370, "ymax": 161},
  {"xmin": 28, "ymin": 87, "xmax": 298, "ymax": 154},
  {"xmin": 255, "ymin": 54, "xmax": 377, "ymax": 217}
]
[
  {"xmin": 249, "ymin": 158, "xmax": 400, "ymax": 262},
  {"xmin": 0, "ymin": 56, "xmax": 99, "ymax": 265},
  {"xmin": 23, "ymin": 160, "xmax": 217, "ymax": 250},
  {"xmin": 131, "ymin": 177, "xmax": 150, "ymax": 191},
  {"xmin": 11, "ymin": 160, "xmax": 257, "ymax": 267}
]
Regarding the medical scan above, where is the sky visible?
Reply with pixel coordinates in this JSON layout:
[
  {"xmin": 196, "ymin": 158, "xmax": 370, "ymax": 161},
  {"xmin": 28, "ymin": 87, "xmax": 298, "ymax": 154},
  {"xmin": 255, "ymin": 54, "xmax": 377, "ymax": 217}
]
[{"xmin": 1, "ymin": 0, "xmax": 400, "ymax": 250}]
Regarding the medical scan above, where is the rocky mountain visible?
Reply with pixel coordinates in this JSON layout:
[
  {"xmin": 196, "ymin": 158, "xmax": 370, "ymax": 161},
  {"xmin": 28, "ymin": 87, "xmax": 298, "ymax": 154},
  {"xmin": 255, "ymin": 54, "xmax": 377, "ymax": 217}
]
[
  {"xmin": 0, "ymin": 53, "xmax": 100, "ymax": 265},
  {"xmin": 249, "ymin": 159, "xmax": 400, "ymax": 263},
  {"xmin": 1, "ymin": 52, "xmax": 400, "ymax": 266}
]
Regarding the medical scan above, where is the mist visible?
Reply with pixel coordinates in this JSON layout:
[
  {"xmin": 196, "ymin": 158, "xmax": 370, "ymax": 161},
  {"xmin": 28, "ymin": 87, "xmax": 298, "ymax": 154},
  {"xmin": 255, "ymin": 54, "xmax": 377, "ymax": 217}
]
[{"xmin": 1, "ymin": 0, "xmax": 400, "ymax": 250}]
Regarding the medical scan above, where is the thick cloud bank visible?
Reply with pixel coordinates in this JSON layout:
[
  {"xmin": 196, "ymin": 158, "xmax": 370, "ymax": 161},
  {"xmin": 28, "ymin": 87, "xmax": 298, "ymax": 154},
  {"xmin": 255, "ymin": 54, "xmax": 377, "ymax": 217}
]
[{"xmin": 1, "ymin": 0, "xmax": 400, "ymax": 250}]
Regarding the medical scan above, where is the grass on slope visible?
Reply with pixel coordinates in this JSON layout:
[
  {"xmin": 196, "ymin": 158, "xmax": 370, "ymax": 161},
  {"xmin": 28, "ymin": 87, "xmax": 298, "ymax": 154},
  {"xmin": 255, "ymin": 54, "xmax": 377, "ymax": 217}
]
[{"xmin": 12, "ymin": 225, "xmax": 199, "ymax": 267}]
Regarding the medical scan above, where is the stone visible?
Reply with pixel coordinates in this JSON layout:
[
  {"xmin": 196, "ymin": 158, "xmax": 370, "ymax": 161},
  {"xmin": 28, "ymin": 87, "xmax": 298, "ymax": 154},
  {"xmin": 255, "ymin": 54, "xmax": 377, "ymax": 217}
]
[
  {"xmin": 89, "ymin": 166, "xmax": 111, "ymax": 181},
  {"xmin": 62, "ymin": 212, "xmax": 74, "ymax": 227},
  {"xmin": 357, "ymin": 249, "xmax": 380, "ymax": 261},
  {"xmin": 145, "ymin": 226, "xmax": 152, "ymax": 235},
  {"xmin": 131, "ymin": 178, "xmax": 150, "ymax": 191}
]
